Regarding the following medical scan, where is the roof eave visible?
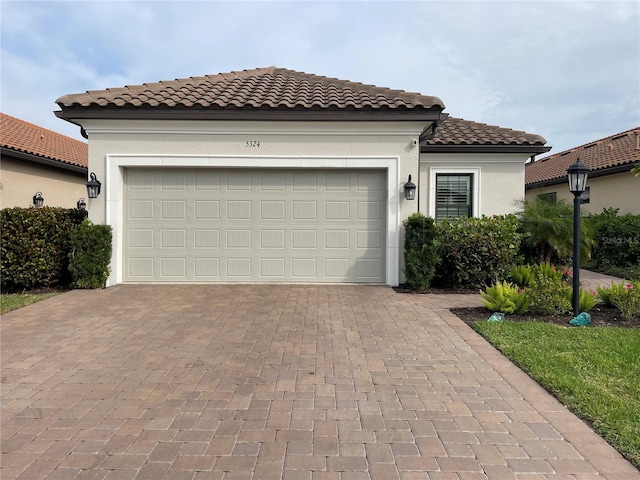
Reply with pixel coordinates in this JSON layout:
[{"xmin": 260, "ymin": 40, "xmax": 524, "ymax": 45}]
[
  {"xmin": 525, "ymin": 162, "xmax": 637, "ymax": 190},
  {"xmin": 421, "ymin": 144, "xmax": 552, "ymax": 154},
  {"xmin": 1, "ymin": 147, "xmax": 88, "ymax": 174},
  {"xmin": 55, "ymin": 106, "xmax": 445, "ymax": 123}
]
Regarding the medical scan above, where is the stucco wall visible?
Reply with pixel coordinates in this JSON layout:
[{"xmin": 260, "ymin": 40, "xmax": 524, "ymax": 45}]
[
  {"xmin": 79, "ymin": 119, "xmax": 426, "ymax": 286},
  {"xmin": 419, "ymin": 153, "xmax": 528, "ymax": 217},
  {"xmin": 0, "ymin": 155, "xmax": 86, "ymax": 208},
  {"xmin": 526, "ymin": 171, "xmax": 640, "ymax": 215}
]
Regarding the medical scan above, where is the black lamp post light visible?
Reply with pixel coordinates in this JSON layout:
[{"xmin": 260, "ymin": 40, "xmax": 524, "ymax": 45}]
[
  {"xmin": 567, "ymin": 158, "xmax": 590, "ymax": 316},
  {"xmin": 404, "ymin": 175, "xmax": 416, "ymax": 200},
  {"xmin": 77, "ymin": 198, "xmax": 87, "ymax": 210},
  {"xmin": 86, "ymin": 172, "xmax": 101, "ymax": 199},
  {"xmin": 32, "ymin": 192, "xmax": 44, "ymax": 208}
]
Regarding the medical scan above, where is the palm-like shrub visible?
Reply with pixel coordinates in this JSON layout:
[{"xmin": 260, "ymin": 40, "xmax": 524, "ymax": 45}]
[
  {"xmin": 517, "ymin": 197, "xmax": 593, "ymax": 264},
  {"xmin": 480, "ymin": 281, "xmax": 530, "ymax": 314},
  {"xmin": 509, "ymin": 264, "xmax": 535, "ymax": 287}
]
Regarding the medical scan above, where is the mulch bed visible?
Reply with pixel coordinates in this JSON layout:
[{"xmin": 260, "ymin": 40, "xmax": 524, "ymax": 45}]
[
  {"xmin": 393, "ymin": 285, "xmax": 640, "ymax": 329},
  {"xmin": 450, "ymin": 305, "xmax": 640, "ymax": 329}
]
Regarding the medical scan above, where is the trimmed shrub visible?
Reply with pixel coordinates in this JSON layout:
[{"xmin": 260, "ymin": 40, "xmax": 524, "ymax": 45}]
[
  {"xmin": 526, "ymin": 271, "xmax": 572, "ymax": 315},
  {"xmin": 403, "ymin": 213, "xmax": 439, "ymax": 289},
  {"xmin": 68, "ymin": 220, "xmax": 113, "ymax": 289},
  {"xmin": 589, "ymin": 209, "xmax": 640, "ymax": 269},
  {"xmin": 1, "ymin": 207, "xmax": 87, "ymax": 291},
  {"xmin": 480, "ymin": 281, "xmax": 530, "ymax": 314},
  {"xmin": 598, "ymin": 280, "xmax": 640, "ymax": 320},
  {"xmin": 434, "ymin": 215, "xmax": 522, "ymax": 289}
]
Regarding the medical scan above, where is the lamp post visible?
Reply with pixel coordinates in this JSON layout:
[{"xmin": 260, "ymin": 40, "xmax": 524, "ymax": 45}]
[{"xmin": 567, "ymin": 158, "xmax": 589, "ymax": 316}]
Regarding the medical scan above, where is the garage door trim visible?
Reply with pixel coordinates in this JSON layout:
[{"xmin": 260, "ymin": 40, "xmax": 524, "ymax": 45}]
[{"xmin": 104, "ymin": 154, "xmax": 401, "ymax": 287}]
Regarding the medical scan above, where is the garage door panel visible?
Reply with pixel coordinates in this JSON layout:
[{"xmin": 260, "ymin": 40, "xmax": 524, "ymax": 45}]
[{"xmin": 124, "ymin": 168, "xmax": 385, "ymax": 282}]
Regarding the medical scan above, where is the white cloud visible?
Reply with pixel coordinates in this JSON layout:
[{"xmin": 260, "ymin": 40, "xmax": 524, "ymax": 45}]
[{"xmin": 1, "ymin": 0, "xmax": 638, "ymax": 152}]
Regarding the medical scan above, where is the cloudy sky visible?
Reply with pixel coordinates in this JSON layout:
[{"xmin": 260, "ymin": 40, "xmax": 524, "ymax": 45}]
[{"xmin": 1, "ymin": 1, "xmax": 638, "ymax": 155}]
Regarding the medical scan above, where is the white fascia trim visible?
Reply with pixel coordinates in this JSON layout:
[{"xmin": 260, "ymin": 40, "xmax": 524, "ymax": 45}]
[
  {"xmin": 428, "ymin": 166, "xmax": 481, "ymax": 218},
  {"xmin": 105, "ymin": 154, "xmax": 401, "ymax": 287},
  {"xmin": 83, "ymin": 120, "xmax": 427, "ymax": 137}
]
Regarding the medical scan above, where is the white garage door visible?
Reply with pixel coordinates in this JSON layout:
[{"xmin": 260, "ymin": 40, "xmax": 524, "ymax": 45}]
[{"xmin": 123, "ymin": 168, "xmax": 386, "ymax": 283}]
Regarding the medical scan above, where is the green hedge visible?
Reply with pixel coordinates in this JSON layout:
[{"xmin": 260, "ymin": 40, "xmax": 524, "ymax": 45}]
[
  {"xmin": 403, "ymin": 213, "xmax": 439, "ymax": 289},
  {"xmin": 589, "ymin": 208, "xmax": 640, "ymax": 269},
  {"xmin": 1, "ymin": 207, "xmax": 92, "ymax": 292},
  {"xmin": 434, "ymin": 215, "xmax": 522, "ymax": 289},
  {"xmin": 68, "ymin": 220, "xmax": 112, "ymax": 289}
]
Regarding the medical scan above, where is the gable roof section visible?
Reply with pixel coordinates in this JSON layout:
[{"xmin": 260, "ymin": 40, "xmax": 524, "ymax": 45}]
[
  {"xmin": 525, "ymin": 127, "xmax": 640, "ymax": 188},
  {"xmin": 423, "ymin": 117, "xmax": 550, "ymax": 154},
  {"xmin": 0, "ymin": 113, "xmax": 88, "ymax": 171},
  {"xmin": 56, "ymin": 67, "xmax": 445, "ymax": 123}
]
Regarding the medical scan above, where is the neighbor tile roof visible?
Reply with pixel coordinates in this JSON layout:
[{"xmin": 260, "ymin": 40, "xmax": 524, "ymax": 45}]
[
  {"xmin": 56, "ymin": 67, "xmax": 445, "ymax": 111},
  {"xmin": 1, "ymin": 113, "xmax": 88, "ymax": 168},
  {"xmin": 428, "ymin": 117, "xmax": 547, "ymax": 147},
  {"xmin": 526, "ymin": 127, "xmax": 640, "ymax": 186}
]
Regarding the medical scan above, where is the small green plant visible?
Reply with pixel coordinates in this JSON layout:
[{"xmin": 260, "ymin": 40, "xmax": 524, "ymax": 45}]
[
  {"xmin": 608, "ymin": 280, "xmax": 640, "ymax": 320},
  {"xmin": 526, "ymin": 271, "xmax": 572, "ymax": 315},
  {"xmin": 509, "ymin": 264, "xmax": 534, "ymax": 287},
  {"xmin": 570, "ymin": 288, "xmax": 599, "ymax": 313},
  {"xmin": 531, "ymin": 263, "xmax": 564, "ymax": 281},
  {"xmin": 480, "ymin": 281, "xmax": 530, "ymax": 314},
  {"xmin": 596, "ymin": 282, "xmax": 628, "ymax": 306}
]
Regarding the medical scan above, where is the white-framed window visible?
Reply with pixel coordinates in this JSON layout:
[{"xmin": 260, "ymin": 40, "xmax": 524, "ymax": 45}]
[{"xmin": 428, "ymin": 168, "xmax": 480, "ymax": 220}]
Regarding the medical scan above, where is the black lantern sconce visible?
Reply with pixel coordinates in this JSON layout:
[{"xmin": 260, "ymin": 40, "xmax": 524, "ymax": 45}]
[
  {"xmin": 86, "ymin": 172, "xmax": 101, "ymax": 199},
  {"xmin": 567, "ymin": 158, "xmax": 590, "ymax": 316},
  {"xmin": 404, "ymin": 175, "xmax": 416, "ymax": 200},
  {"xmin": 77, "ymin": 198, "xmax": 87, "ymax": 210},
  {"xmin": 33, "ymin": 192, "xmax": 44, "ymax": 208}
]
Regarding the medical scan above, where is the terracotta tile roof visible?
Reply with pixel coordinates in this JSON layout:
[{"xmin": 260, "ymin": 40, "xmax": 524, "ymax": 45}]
[
  {"xmin": 1, "ymin": 113, "xmax": 88, "ymax": 168},
  {"xmin": 56, "ymin": 67, "xmax": 445, "ymax": 112},
  {"xmin": 525, "ymin": 127, "xmax": 640, "ymax": 186},
  {"xmin": 427, "ymin": 117, "xmax": 548, "ymax": 147}
]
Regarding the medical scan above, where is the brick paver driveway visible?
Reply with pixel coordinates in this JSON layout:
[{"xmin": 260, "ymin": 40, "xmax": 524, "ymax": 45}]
[{"xmin": 2, "ymin": 285, "xmax": 638, "ymax": 479}]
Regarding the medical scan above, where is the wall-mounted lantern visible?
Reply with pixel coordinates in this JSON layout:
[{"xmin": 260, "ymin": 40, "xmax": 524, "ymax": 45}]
[
  {"xmin": 404, "ymin": 175, "xmax": 416, "ymax": 200},
  {"xmin": 86, "ymin": 172, "xmax": 101, "ymax": 199},
  {"xmin": 33, "ymin": 192, "xmax": 44, "ymax": 208}
]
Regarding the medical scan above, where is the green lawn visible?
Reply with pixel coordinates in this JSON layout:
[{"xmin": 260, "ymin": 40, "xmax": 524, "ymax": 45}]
[
  {"xmin": 0, "ymin": 292, "xmax": 58, "ymax": 314},
  {"xmin": 474, "ymin": 320, "xmax": 640, "ymax": 469}
]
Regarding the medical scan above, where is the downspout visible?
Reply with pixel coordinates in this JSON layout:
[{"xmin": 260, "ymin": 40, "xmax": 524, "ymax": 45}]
[{"xmin": 418, "ymin": 114, "xmax": 448, "ymax": 213}]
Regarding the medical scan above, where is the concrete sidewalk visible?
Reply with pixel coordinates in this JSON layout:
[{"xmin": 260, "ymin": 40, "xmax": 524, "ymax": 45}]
[
  {"xmin": 579, "ymin": 269, "xmax": 629, "ymax": 292},
  {"xmin": 1, "ymin": 285, "xmax": 638, "ymax": 479}
]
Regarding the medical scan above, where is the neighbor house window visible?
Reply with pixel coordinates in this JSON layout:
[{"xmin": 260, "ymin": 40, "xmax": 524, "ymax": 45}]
[
  {"xmin": 537, "ymin": 192, "xmax": 557, "ymax": 203},
  {"xmin": 435, "ymin": 174, "xmax": 473, "ymax": 220}
]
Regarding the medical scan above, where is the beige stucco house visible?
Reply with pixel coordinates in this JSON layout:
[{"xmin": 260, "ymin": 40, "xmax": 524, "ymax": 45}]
[
  {"xmin": 55, "ymin": 67, "xmax": 549, "ymax": 287},
  {"xmin": 0, "ymin": 113, "xmax": 88, "ymax": 208},
  {"xmin": 526, "ymin": 127, "xmax": 640, "ymax": 214}
]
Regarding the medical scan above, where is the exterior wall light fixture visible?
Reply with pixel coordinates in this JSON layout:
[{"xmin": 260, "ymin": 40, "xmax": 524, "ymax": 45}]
[
  {"xmin": 33, "ymin": 192, "xmax": 44, "ymax": 208},
  {"xmin": 86, "ymin": 173, "xmax": 101, "ymax": 199},
  {"xmin": 404, "ymin": 175, "xmax": 416, "ymax": 200}
]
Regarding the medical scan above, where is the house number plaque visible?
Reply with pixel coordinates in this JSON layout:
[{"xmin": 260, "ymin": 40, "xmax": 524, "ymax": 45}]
[{"xmin": 245, "ymin": 140, "xmax": 260, "ymax": 147}]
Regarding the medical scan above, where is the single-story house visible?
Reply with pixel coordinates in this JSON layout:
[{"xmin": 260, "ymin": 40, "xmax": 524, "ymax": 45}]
[
  {"xmin": 55, "ymin": 67, "xmax": 550, "ymax": 287},
  {"xmin": 0, "ymin": 113, "xmax": 88, "ymax": 208},
  {"xmin": 526, "ymin": 127, "xmax": 640, "ymax": 214}
]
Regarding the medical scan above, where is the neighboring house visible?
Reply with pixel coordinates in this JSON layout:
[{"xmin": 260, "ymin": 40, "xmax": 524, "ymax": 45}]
[
  {"xmin": 55, "ymin": 67, "xmax": 549, "ymax": 287},
  {"xmin": 0, "ymin": 113, "xmax": 88, "ymax": 208},
  {"xmin": 526, "ymin": 127, "xmax": 640, "ymax": 214}
]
